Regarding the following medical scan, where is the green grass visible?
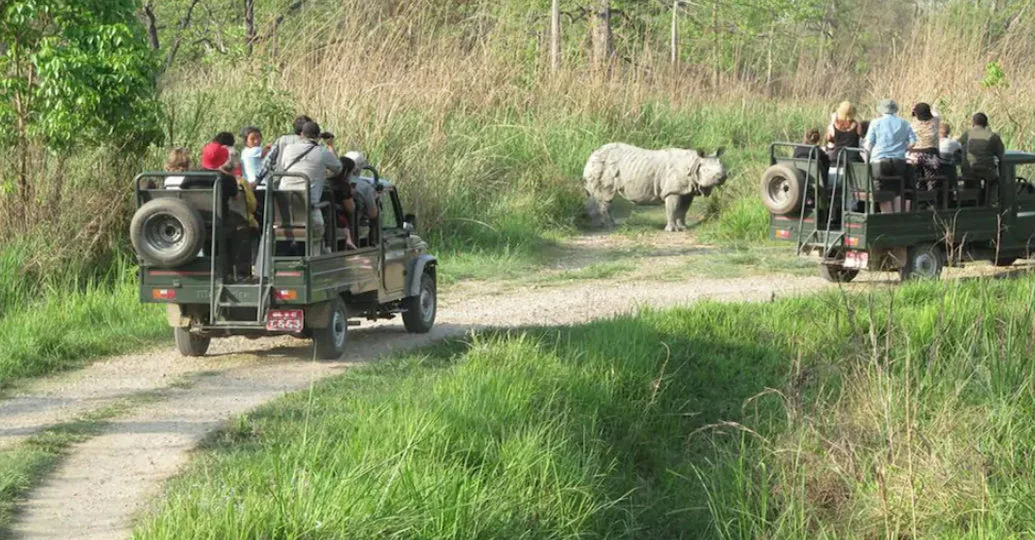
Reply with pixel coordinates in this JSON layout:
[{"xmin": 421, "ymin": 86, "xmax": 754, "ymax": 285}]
[
  {"xmin": 0, "ymin": 279, "xmax": 167, "ymax": 390},
  {"xmin": 137, "ymin": 274, "xmax": 1035, "ymax": 538}
]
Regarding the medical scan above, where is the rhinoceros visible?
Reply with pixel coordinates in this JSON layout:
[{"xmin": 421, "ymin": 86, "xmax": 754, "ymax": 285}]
[{"xmin": 583, "ymin": 143, "xmax": 727, "ymax": 231}]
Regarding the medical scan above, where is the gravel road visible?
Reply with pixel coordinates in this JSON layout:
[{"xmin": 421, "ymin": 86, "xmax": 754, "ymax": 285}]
[{"xmin": 4, "ymin": 272, "xmax": 829, "ymax": 538}]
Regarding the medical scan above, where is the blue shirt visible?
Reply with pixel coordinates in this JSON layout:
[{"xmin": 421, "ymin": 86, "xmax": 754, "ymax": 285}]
[
  {"xmin": 865, "ymin": 114, "xmax": 916, "ymax": 161},
  {"xmin": 241, "ymin": 146, "xmax": 264, "ymax": 184}
]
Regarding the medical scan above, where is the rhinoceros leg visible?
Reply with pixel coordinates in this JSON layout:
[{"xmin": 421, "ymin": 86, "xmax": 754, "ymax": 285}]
[
  {"xmin": 675, "ymin": 194, "xmax": 695, "ymax": 230},
  {"xmin": 664, "ymin": 194, "xmax": 682, "ymax": 232}
]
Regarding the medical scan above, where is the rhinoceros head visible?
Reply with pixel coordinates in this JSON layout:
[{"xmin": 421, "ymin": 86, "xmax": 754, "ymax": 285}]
[{"xmin": 695, "ymin": 147, "xmax": 727, "ymax": 193}]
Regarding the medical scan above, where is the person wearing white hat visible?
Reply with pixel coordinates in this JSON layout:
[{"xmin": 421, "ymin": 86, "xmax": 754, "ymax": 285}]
[
  {"xmin": 864, "ymin": 99, "xmax": 917, "ymax": 212},
  {"xmin": 345, "ymin": 151, "xmax": 380, "ymax": 246}
]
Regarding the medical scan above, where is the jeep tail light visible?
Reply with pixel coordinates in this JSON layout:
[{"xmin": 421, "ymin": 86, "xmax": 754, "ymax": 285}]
[
  {"xmin": 152, "ymin": 289, "xmax": 176, "ymax": 300},
  {"xmin": 775, "ymin": 229, "xmax": 791, "ymax": 239},
  {"xmin": 846, "ymin": 237, "xmax": 859, "ymax": 247},
  {"xmin": 275, "ymin": 289, "xmax": 298, "ymax": 301}
]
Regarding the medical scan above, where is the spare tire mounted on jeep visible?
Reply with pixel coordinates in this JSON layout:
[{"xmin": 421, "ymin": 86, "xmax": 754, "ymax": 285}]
[
  {"xmin": 760, "ymin": 164, "xmax": 806, "ymax": 215},
  {"xmin": 130, "ymin": 198, "xmax": 205, "ymax": 268}
]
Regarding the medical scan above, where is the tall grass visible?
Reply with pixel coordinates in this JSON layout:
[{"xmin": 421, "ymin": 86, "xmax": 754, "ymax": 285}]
[
  {"xmin": 0, "ymin": 251, "xmax": 167, "ymax": 388},
  {"xmin": 138, "ymin": 274, "xmax": 1035, "ymax": 538}
]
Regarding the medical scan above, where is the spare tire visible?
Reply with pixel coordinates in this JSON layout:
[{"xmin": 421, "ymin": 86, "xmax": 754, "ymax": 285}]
[
  {"xmin": 130, "ymin": 198, "xmax": 205, "ymax": 268},
  {"xmin": 760, "ymin": 164, "xmax": 806, "ymax": 215}
]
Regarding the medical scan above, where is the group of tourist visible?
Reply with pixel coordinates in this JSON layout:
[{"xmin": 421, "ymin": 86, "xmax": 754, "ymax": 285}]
[
  {"xmin": 157, "ymin": 115, "xmax": 383, "ymax": 275},
  {"xmin": 795, "ymin": 99, "xmax": 1005, "ymax": 212}
]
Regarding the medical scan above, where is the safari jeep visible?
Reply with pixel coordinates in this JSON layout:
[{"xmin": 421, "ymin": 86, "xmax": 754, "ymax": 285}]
[
  {"xmin": 761, "ymin": 143, "xmax": 1035, "ymax": 281},
  {"xmin": 130, "ymin": 167, "xmax": 437, "ymax": 359}
]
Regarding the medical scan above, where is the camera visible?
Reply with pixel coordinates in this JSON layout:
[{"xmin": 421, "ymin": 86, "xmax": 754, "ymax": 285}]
[{"xmin": 319, "ymin": 132, "xmax": 335, "ymax": 141}]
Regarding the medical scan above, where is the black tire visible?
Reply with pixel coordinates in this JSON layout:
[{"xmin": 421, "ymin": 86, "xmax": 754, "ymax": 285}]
[
  {"xmin": 900, "ymin": 244, "xmax": 945, "ymax": 281},
  {"xmin": 819, "ymin": 264, "xmax": 859, "ymax": 283},
  {"xmin": 402, "ymin": 273, "xmax": 437, "ymax": 334},
  {"xmin": 313, "ymin": 297, "xmax": 348, "ymax": 360},
  {"xmin": 130, "ymin": 198, "xmax": 205, "ymax": 268},
  {"xmin": 994, "ymin": 256, "xmax": 1017, "ymax": 267},
  {"xmin": 760, "ymin": 164, "xmax": 806, "ymax": 215},
  {"xmin": 175, "ymin": 327, "xmax": 210, "ymax": 357}
]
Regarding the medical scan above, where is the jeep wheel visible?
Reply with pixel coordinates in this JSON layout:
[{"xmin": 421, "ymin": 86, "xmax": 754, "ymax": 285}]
[
  {"xmin": 994, "ymin": 255, "xmax": 1017, "ymax": 267},
  {"xmin": 131, "ymin": 198, "xmax": 205, "ymax": 268},
  {"xmin": 313, "ymin": 297, "xmax": 348, "ymax": 360},
  {"xmin": 175, "ymin": 327, "xmax": 210, "ymax": 357},
  {"xmin": 402, "ymin": 273, "xmax": 437, "ymax": 334},
  {"xmin": 819, "ymin": 264, "xmax": 859, "ymax": 283},
  {"xmin": 760, "ymin": 164, "xmax": 806, "ymax": 215},
  {"xmin": 900, "ymin": 244, "xmax": 945, "ymax": 281}
]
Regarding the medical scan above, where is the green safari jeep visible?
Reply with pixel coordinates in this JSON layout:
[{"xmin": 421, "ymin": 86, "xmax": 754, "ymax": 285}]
[
  {"xmin": 761, "ymin": 143, "xmax": 1035, "ymax": 281},
  {"xmin": 130, "ymin": 168, "xmax": 437, "ymax": 359}
]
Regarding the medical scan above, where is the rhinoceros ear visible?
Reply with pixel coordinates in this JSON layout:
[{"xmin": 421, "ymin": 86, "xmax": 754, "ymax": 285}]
[{"xmin": 709, "ymin": 147, "xmax": 726, "ymax": 158}]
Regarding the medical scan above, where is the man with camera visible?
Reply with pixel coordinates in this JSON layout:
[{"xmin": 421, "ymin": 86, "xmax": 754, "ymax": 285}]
[{"xmin": 279, "ymin": 121, "xmax": 343, "ymax": 254}]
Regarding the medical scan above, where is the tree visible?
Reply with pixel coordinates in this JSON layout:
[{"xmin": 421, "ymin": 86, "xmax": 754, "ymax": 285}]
[
  {"xmin": 591, "ymin": 0, "xmax": 613, "ymax": 73},
  {"xmin": 0, "ymin": 0, "xmax": 163, "ymax": 207},
  {"xmin": 550, "ymin": 0, "xmax": 561, "ymax": 72}
]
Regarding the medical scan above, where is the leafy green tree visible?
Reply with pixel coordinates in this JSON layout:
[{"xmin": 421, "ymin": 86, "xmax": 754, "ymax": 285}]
[{"xmin": 0, "ymin": 0, "xmax": 162, "ymax": 205}]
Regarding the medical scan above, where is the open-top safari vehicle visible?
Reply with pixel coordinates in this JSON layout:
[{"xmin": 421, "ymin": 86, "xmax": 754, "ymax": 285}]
[
  {"xmin": 761, "ymin": 143, "xmax": 1035, "ymax": 281},
  {"xmin": 130, "ymin": 167, "xmax": 437, "ymax": 359}
]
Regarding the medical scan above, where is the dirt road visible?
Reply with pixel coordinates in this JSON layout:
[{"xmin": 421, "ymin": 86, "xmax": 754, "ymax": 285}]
[{"xmin": 3, "ymin": 251, "xmax": 831, "ymax": 538}]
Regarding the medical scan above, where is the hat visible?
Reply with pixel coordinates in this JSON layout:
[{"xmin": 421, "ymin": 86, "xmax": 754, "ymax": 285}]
[
  {"xmin": 877, "ymin": 99, "xmax": 899, "ymax": 115},
  {"xmin": 345, "ymin": 151, "xmax": 368, "ymax": 173},
  {"xmin": 200, "ymin": 142, "xmax": 230, "ymax": 170}
]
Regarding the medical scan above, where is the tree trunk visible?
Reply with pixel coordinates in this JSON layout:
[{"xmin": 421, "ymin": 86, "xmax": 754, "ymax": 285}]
[
  {"xmin": 670, "ymin": 1, "xmax": 679, "ymax": 66},
  {"xmin": 711, "ymin": 1, "xmax": 719, "ymax": 88},
  {"xmin": 550, "ymin": 0, "xmax": 560, "ymax": 73},
  {"xmin": 765, "ymin": 21, "xmax": 775, "ymax": 97},
  {"xmin": 141, "ymin": 2, "xmax": 159, "ymax": 50},
  {"xmin": 591, "ymin": 0, "xmax": 613, "ymax": 74},
  {"xmin": 244, "ymin": 0, "xmax": 256, "ymax": 57}
]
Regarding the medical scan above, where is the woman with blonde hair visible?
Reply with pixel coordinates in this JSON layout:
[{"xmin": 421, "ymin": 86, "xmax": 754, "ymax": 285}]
[
  {"xmin": 163, "ymin": 147, "xmax": 192, "ymax": 189},
  {"xmin": 825, "ymin": 101, "xmax": 863, "ymax": 162}
]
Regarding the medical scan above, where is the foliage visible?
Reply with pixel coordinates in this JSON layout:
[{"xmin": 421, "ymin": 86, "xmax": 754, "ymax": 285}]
[{"xmin": 0, "ymin": 0, "xmax": 163, "ymax": 151}]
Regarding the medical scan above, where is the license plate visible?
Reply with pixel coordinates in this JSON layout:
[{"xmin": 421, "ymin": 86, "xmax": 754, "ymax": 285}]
[
  {"xmin": 266, "ymin": 309, "xmax": 304, "ymax": 332},
  {"xmin": 844, "ymin": 251, "xmax": 869, "ymax": 269}
]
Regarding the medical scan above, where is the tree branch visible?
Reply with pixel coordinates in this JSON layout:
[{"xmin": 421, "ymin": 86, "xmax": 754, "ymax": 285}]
[{"xmin": 162, "ymin": 0, "xmax": 202, "ymax": 73}]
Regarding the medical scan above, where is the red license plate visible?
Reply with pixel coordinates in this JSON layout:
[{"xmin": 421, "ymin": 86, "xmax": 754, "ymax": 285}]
[{"xmin": 266, "ymin": 309, "xmax": 304, "ymax": 332}]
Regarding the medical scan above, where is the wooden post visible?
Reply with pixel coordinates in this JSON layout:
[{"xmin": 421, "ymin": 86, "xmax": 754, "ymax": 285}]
[{"xmin": 550, "ymin": 0, "xmax": 561, "ymax": 73}]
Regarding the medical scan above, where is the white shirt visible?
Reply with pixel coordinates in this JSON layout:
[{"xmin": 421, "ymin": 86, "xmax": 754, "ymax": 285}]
[
  {"xmin": 164, "ymin": 175, "xmax": 185, "ymax": 190},
  {"xmin": 940, "ymin": 138, "xmax": 962, "ymax": 162}
]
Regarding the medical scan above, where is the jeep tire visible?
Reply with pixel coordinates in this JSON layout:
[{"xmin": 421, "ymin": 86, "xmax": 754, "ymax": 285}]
[
  {"xmin": 175, "ymin": 327, "xmax": 210, "ymax": 357},
  {"xmin": 402, "ymin": 273, "xmax": 437, "ymax": 334},
  {"xmin": 900, "ymin": 244, "xmax": 945, "ymax": 281},
  {"xmin": 819, "ymin": 264, "xmax": 859, "ymax": 283},
  {"xmin": 760, "ymin": 164, "xmax": 806, "ymax": 215},
  {"xmin": 313, "ymin": 297, "xmax": 348, "ymax": 360},
  {"xmin": 131, "ymin": 198, "xmax": 205, "ymax": 268}
]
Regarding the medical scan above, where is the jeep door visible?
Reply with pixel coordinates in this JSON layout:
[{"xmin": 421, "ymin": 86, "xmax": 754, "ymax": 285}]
[
  {"xmin": 380, "ymin": 188, "xmax": 408, "ymax": 295},
  {"xmin": 1008, "ymin": 163, "xmax": 1035, "ymax": 248}
]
